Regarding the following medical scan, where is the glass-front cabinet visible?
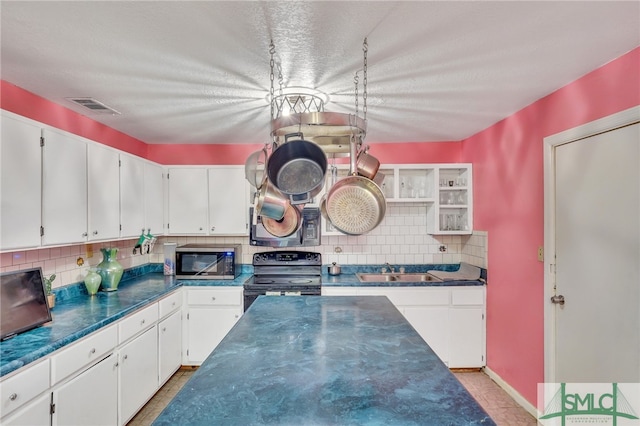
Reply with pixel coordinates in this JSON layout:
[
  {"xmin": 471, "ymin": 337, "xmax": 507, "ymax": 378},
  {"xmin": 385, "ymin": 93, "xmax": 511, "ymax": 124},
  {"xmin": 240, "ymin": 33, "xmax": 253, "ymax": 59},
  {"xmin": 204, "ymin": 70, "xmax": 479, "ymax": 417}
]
[
  {"xmin": 320, "ymin": 163, "xmax": 472, "ymax": 236},
  {"xmin": 428, "ymin": 165, "xmax": 473, "ymax": 235}
]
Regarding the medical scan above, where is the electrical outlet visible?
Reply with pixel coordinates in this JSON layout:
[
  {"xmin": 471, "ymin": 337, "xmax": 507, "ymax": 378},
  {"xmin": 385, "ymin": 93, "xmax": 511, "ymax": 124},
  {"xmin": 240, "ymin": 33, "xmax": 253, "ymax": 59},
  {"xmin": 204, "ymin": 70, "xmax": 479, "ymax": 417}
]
[{"xmin": 537, "ymin": 246, "xmax": 544, "ymax": 262}]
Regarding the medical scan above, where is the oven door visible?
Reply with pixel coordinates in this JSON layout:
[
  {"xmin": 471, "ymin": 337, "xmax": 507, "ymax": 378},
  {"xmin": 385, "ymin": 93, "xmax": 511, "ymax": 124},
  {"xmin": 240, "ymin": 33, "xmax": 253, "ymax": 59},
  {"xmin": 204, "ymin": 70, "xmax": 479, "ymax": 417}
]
[{"xmin": 243, "ymin": 286, "xmax": 321, "ymax": 312}]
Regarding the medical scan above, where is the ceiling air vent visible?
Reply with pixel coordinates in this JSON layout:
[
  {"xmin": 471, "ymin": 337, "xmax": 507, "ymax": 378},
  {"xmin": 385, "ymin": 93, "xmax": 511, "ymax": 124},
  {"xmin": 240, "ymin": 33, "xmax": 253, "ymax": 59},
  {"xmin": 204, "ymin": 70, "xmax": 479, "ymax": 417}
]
[{"xmin": 66, "ymin": 98, "xmax": 120, "ymax": 115}]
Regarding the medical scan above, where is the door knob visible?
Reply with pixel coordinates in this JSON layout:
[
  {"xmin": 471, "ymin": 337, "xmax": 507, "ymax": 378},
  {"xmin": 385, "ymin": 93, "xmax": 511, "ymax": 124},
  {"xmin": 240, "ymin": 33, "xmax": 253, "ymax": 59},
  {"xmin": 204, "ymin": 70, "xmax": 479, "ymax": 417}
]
[{"xmin": 551, "ymin": 295, "xmax": 565, "ymax": 305}]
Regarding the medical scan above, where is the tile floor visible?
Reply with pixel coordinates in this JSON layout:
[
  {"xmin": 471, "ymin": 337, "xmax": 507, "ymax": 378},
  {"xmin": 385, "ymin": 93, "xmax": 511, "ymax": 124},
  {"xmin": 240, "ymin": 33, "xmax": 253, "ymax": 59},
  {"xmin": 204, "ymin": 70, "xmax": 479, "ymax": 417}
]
[{"xmin": 128, "ymin": 368, "xmax": 538, "ymax": 425}]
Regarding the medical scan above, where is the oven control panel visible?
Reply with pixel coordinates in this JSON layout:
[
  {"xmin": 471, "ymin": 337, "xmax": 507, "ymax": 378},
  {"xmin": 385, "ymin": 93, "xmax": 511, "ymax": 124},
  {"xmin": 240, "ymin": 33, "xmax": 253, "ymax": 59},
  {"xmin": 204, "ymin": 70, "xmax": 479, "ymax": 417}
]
[{"xmin": 253, "ymin": 251, "xmax": 321, "ymax": 266}]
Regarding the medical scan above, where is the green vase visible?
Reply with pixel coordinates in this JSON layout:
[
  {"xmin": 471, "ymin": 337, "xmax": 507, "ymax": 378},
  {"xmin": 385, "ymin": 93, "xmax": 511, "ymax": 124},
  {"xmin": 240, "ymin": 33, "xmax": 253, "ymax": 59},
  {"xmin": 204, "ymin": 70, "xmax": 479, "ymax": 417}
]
[
  {"xmin": 84, "ymin": 268, "xmax": 102, "ymax": 295},
  {"xmin": 97, "ymin": 248, "xmax": 123, "ymax": 292}
]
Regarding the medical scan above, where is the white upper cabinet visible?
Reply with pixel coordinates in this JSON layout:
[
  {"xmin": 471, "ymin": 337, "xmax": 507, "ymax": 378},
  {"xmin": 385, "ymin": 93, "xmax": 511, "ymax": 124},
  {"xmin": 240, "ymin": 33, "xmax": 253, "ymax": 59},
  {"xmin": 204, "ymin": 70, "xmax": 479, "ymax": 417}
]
[
  {"xmin": 119, "ymin": 154, "xmax": 145, "ymax": 238},
  {"xmin": 41, "ymin": 128, "xmax": 88, "ymax": 246},
  {"xmin": 0, "ymin": 113, "xmax": 42, "ymax": 250},
  {"xmin": 87, "ymin": 143, "xmax": 120, "ymax": 241},
  {"xmin": 430, "ymin": 164, "xmax": 473, "ymax": 235},
  {"xmin": 167, "ymin": 168, "xmax": 208, "ymax": 235},
  {"xmin": 144, "ymin": 162, "xmax": 165, "ymax": 236},
  {"xmin": 208, "ymin": 167, "xmax": 249, "ymax": 235}
]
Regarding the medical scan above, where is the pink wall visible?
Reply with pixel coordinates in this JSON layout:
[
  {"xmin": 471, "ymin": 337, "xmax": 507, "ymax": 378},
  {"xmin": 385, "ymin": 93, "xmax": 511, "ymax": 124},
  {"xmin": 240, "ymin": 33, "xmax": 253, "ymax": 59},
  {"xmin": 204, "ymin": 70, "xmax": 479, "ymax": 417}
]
[
  {"xmin": 461, "ymin": 46, "xmax": 640, "ymax": 405},
  {"xmin": 1, "ymin": 80, "xmax": 461, "ymax": 164},
  {"xmin": 1, "ymin": 81, "xmax": 148, "ymax": 158}
]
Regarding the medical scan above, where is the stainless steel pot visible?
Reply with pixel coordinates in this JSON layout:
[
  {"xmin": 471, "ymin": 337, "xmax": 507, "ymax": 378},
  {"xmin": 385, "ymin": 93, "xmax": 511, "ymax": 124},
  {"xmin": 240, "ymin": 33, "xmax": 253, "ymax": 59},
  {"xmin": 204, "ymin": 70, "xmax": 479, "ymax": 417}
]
[
  {"xmin": 244, "ymin": 146, "xmax": 268, "ymax": 189},
  {"xmin": 267, "ymin": 133, "xmax": 327, "ymax": 205},
  {"xmin": 255, "ymin": 180, "xmax": 288, "ymax": 220},
  {"xmin": 328, "ymin": 262, "xmax": 341, "ymax": 276},
  {"xmin": 325, "ymin": 175, "xmax": 386, "ymax": 235}
]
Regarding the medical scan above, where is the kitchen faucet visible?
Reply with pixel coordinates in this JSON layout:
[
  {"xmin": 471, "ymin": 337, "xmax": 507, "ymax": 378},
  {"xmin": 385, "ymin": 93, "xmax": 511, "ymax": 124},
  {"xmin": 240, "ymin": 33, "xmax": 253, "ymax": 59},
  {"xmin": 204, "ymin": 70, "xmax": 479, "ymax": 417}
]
[{"xmin": 382, "ymin": 263, "xmax": 405, "ymax": 274}]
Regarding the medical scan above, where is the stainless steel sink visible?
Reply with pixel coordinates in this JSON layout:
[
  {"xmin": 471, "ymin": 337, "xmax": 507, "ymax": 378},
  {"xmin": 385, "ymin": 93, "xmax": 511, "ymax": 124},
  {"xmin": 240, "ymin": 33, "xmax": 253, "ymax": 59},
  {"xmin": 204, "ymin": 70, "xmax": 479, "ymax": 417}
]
[{"xmin": 356, "ymin": 273, "xmax": 443, "ymax": 283}]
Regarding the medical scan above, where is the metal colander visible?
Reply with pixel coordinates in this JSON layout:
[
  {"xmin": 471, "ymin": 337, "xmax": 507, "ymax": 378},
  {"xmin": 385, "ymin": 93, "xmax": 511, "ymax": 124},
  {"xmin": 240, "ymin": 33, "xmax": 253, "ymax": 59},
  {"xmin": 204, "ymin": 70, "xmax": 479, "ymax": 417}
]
[{"xmin": 326, "ymin": 176, "xmax": 386, "ymax": 235}]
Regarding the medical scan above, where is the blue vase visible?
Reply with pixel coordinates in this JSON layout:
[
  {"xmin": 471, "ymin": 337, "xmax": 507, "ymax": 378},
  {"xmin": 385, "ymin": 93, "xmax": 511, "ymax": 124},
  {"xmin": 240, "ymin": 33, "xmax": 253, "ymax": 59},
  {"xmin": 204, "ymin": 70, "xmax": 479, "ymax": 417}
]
[{"xmin": 97, "ymin": 248, "xmax": 123, "ymax": 292}]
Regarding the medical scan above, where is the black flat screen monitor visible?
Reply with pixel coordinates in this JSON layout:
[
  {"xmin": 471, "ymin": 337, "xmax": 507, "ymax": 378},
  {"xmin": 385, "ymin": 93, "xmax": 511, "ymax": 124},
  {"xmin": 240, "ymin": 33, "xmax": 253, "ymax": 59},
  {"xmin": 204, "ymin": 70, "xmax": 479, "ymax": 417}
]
[{"xmin": 1, "ymin": 267, "xmax": 52, "ymax": 340}]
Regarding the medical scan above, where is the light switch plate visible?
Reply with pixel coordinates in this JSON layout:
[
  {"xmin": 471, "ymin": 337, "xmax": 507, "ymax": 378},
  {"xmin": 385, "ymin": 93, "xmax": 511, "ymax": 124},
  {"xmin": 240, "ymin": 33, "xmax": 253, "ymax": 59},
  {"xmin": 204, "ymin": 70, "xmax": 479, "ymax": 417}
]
[{"xmin": 537, "ymin": 246, "xmax": 544, "ymax": 262}]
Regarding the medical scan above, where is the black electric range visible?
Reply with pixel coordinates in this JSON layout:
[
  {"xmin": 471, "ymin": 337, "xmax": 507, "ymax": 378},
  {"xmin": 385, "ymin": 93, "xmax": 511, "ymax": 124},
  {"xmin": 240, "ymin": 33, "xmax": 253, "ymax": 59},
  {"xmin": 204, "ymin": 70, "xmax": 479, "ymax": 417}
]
[{"xmin": 243, "ymin": 251, "xmax": 322, "ymax": 311}]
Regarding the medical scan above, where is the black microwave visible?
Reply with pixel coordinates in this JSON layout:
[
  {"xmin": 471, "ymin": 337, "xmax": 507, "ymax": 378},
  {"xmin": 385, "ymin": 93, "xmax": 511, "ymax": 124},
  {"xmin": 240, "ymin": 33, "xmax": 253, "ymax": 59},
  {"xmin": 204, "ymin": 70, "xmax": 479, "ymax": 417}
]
[
  {"xmin": 175, "ymin": 244, "xmax": 241, "ymax": 279},
  {"xmin": 249, "ymin": 207, "xmax": 321, "ymax": 247}
]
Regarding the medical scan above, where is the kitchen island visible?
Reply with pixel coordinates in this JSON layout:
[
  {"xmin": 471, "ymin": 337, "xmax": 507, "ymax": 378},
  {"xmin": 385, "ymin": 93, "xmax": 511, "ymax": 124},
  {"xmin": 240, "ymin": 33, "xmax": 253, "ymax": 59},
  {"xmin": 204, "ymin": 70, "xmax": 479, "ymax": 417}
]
[{"xmin": 153, "ymin": 296, "xmax": 495, "ymax": 425}]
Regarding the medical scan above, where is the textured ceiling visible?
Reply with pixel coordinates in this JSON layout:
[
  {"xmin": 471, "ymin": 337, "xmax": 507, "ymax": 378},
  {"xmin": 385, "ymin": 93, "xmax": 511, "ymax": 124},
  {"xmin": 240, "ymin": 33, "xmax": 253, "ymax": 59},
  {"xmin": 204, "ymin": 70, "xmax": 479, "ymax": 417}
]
[{"xmin": 1, "ymin": 1, "xmax": 638, "ymax": 145}]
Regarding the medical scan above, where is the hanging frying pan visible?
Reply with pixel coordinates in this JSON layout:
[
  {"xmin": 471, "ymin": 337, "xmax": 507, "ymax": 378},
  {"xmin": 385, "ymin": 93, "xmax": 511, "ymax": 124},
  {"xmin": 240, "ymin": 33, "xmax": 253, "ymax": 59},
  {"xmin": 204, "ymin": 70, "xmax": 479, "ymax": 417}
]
[{"xmin": 325, "ymin": 175, "xmax": 386, "ymax": 235}]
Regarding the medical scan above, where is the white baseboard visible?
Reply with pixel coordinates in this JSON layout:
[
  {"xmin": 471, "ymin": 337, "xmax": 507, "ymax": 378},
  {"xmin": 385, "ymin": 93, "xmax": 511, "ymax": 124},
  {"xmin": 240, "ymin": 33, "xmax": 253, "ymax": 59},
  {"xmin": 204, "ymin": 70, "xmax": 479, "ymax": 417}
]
[{"xmin": 482, "ymin": 366, "xmax": 539, "ymax": 419}]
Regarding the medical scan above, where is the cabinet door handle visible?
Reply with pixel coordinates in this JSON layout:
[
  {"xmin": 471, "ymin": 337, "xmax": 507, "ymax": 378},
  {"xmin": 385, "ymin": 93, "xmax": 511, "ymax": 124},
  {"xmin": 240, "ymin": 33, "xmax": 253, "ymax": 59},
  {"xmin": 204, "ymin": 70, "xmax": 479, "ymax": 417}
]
[
  {"xmin": 9, "ymin": 393, "xmax": 17, "ymax": 401},
  {"xmin": 93, "ymin": 230, "xmax": 98, "ymax": 235},
  {"xmin": 123, "ymin": 354, "xmax": 128, "ymax": 360},
  {"xmin": 90, "ymin": 348, "xmax": 96, "ymax": 355},
  {"xmin": 141, "ymin": 319, "xmax": 146, "ymax": 325},
  {"xmin": 82, "ymin": 232, "xmax": 88, "ymax": 237},
  {"xmin": 211, "ymin": 297, "xmax": 216, "ymax": 301},
  {"xmin": 211, "ymin": 226, "xmax": 215, "ymax": 231},
  {"xmin": 199, "ymin": 227, "xmax": 203, "ymax": 231},
  {"xmin": 162, "ymin": 327, "xmax": 167, "ymax": 332}
]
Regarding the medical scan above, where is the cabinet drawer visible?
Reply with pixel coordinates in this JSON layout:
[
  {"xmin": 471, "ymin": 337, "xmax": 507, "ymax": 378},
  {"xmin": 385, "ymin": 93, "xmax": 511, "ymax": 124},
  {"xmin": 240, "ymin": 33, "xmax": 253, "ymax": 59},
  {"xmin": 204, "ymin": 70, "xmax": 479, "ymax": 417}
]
[
  {"xmin": 187, "ymin": 288, "xmax": 242, "ymax": 306},
  {"xmin": 119, "ymin": 303, "xmax": 159, "ymax": 344},
  {"xmin": 451, "ymin": 288, "xmax": 484, "ymax": 305},
  {"xmin": 159, "ymin": 290, "xmax": 182, "ymax": 318},
  {"xmin": 359, "ymin": 287, "xmax": 450, "ymax": 306},
  {"xmin": 51, "ymin": 325, "xmax": 117, "ymax": 385},
  {"xmin": 0, "ymin": 359, "xmax": 50, "ymax": 418}
]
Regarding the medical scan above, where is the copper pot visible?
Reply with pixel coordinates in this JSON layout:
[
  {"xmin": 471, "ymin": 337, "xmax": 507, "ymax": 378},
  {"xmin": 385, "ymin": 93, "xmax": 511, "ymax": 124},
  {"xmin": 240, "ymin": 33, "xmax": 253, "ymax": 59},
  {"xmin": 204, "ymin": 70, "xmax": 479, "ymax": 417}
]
[
  {"xmin": 356, "ymin": 149, "xmax": 380, "ymax": 180},
  {"xmin": 262, "ymin": 204, "xmax": 302, "ymax": 237}
]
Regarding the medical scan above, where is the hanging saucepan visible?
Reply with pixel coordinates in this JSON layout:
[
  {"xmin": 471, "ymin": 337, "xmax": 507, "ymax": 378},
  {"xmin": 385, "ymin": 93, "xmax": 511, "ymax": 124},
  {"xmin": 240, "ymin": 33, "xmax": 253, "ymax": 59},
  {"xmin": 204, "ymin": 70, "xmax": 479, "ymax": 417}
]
[
  {"xmin": 255, "ymin": 180, "xmax": 288, "ymax": 220},
  {"xmin": 267, "ymin": 133, "xmax": 327, "ymax": 205},
  {"xmin": 262, "ymin": 203, "xmax": 302, "ymax": 238},
  {"xmin": 356, "ymin": 146, "xmax": 380, "ymax": 180},
  {"xmin": 244, "ymin": 145, "xmax": 268, "ymax": 189},
  {"xmin": 325, "ymin": 175, "xmax": 386, "ymax": 235}
]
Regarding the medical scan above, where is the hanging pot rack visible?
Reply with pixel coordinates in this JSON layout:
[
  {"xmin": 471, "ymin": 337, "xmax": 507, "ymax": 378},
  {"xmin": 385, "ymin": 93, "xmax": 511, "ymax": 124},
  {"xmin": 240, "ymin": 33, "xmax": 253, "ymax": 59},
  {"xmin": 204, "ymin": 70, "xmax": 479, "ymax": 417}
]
[{"xmin": 267, "ymin": 38, "xmax": 368, "ymax": 157}]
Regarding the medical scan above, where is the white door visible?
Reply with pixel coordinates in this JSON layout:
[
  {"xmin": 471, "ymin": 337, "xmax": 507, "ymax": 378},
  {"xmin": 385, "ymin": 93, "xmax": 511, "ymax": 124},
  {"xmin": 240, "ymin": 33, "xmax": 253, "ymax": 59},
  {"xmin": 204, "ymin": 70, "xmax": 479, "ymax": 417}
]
[
  {"xmin": 119, "ymin": 154, "xmax": 145, "ymax": 238},
  {"xmin": 53, "ymin": 354, "xmax": 118, "ymax": 426},
  {"xmin": 0, "ymin": 114, "xmax": 42, "ymax": 250},
  {"xmin": 167, "ymin": 168, "xmax": 208, "ymax": 234},
  {"xmin": 552, "ymin": 121, "xmax": 639, "ymax": 383},
  {"xmin": 87, "ymin": 143, "xmax": 120, "ymax": 241},
  {"xmin": 118, "ymin": 326, "xmax": 159, "ymax": 425},
  {"xmin": 208, "ymin": 167, "xmax": 249, "ymax": 235},
  {"xmin": 42, "ymin": 129, "xmax": 88, "ymax": 245}
]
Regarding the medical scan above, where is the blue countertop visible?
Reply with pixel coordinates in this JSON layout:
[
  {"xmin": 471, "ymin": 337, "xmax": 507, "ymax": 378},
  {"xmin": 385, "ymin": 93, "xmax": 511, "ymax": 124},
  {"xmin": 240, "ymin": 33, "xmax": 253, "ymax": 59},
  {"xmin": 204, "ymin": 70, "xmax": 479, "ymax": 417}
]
[
  {"xmin": 0, "ymin": 263, "xmax": 484, "ymax": 378},
  {"xmin": 153, "ymin": 296, "xmax": 495, "ymax": 425},
  {"xmin": 0, "ymin": 268, "xmax": 252, "ymax": 377}
]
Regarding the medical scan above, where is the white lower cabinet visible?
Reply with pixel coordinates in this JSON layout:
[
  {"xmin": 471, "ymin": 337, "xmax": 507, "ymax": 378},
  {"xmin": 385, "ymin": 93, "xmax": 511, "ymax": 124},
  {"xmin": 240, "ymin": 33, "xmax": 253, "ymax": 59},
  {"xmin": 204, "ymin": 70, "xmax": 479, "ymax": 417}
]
[
  {"xmin": 159, "ymin": 309, "xmax": 182, "ymax": 385},
  {"xmin": 53, "ymin": 353, "xmax": 118, "ymax": 426},
  {"xmin": 0, "ymin": 289, "xmax": 184, "ymax": 426},
  {"xmin": 322, "ymin": 285, "xmax": 486, "ymax": 368},
  {"xmin": 119, "ymin": 326, "xmax": 159, "ymax": 425},
  {"xmin": 184, "ymin": 287, "xmax": 243, "ymax": 365},
  {"xmin": 1, "ymin": 392, "xmax": 51, "ymax": 426},
  {"xmin": 0, "ymin": 359, "xmax": 50, "ymax": 424},
  {"xmin": 402, "ymin": 305, "xmax": 450, "ymax": 362}
]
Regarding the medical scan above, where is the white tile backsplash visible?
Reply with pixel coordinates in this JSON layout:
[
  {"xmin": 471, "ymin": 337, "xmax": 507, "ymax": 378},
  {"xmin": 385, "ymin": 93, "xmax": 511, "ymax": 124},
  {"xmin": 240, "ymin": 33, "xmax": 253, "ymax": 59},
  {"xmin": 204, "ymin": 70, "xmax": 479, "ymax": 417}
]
[{"xmin": 0, "ymin": 208, "xmax": 489, "ymax": 287}]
